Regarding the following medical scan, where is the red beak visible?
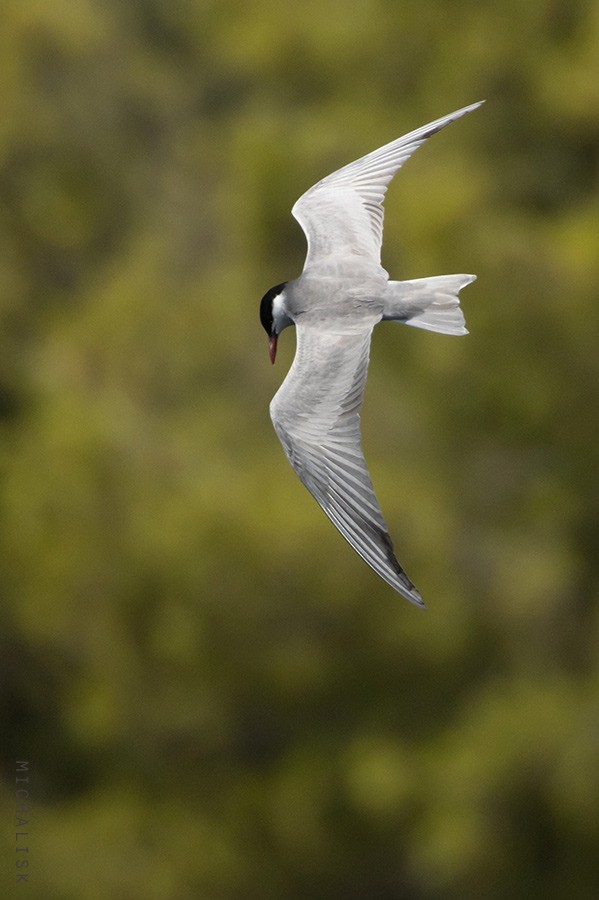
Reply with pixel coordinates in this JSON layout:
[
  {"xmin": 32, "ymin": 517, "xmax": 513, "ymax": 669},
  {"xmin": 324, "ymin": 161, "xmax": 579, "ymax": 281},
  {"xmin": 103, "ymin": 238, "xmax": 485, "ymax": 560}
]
[{"xmin": 268, "ymin": 334, "xmax": 277, "ymax": 364}]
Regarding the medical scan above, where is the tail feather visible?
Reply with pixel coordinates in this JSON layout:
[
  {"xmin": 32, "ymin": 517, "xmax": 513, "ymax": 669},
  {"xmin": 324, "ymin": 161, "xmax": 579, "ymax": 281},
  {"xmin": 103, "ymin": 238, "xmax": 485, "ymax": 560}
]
[{"xmin": 382, "ymin": 274, "xmax": 476, "ymax": 335}]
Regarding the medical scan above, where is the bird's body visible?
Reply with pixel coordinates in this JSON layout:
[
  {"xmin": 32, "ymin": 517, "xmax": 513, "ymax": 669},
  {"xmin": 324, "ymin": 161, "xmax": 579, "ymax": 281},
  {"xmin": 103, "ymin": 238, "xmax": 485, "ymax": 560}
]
[{"xmin": 260, "ymin": 102, "xmax": 483, "ymax": 605}]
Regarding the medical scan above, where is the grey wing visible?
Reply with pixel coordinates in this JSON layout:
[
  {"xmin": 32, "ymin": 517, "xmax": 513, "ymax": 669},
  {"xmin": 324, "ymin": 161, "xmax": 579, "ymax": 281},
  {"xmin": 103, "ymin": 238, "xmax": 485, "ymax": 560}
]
[
  {"xmin": 270, "ymin": 325, "xmax": 423, "ymax": 606},
  {"xmin": 292, "ymin": 101, "xmax": 483, "ymax": 269}
]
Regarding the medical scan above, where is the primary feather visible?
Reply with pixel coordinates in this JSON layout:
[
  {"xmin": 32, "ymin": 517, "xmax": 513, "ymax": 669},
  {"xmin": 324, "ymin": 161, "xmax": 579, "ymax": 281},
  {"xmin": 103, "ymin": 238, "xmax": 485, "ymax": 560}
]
[
  {"xmin": 270, "ymin": 326, "xmax": 423, "ymax": 605},
  {"xmin": 292, "ymin": 101, "xmax": 483, "ymax": 269}
]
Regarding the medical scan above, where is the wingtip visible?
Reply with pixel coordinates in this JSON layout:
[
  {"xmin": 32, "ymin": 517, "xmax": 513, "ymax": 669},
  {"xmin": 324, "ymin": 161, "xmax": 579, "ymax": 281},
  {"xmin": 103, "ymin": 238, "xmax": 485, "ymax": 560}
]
[
  {"xmin": 406, "ymin": 100, "xmax": 485, "ymax": 150},
  {"xmin": 461, "ymin": 99, "xmax": 486, "ymax": 112},
  {"xmin": 394, "ymin": 573, "xmax": 426, "ymax": 608},
  {"xmin": 449, "ymin": 100, "xmax": 486, "ymax": 121},
  {"xmin": 409, "ymin": 588, "xmax": 426, "ymax": 610}
]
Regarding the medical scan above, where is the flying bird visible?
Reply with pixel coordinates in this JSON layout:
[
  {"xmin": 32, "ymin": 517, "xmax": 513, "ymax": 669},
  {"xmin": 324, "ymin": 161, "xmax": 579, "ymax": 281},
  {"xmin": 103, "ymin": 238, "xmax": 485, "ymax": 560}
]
[{"xmin": 260, "ymin": 102, "xmax": 483, "ymax": 606}]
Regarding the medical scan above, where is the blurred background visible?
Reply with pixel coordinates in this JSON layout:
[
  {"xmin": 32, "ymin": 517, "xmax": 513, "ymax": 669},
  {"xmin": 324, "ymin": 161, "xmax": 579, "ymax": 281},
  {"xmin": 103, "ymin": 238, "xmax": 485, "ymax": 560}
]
[{"xmin": 1, "ymin": 1, "xmax": 598, "ymax": 897}]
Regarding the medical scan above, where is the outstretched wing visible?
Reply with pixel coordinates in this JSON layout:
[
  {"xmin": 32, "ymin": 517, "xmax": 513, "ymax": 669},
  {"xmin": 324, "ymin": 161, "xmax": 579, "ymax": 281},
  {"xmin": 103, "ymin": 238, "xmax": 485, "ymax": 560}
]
[
  {"xmin": 270, "ymin": 324, "xmax": 423, "ymax": 605},
  {"xmin": 292, "ymin": 101, "xmax": 483, "ymax": 269}
]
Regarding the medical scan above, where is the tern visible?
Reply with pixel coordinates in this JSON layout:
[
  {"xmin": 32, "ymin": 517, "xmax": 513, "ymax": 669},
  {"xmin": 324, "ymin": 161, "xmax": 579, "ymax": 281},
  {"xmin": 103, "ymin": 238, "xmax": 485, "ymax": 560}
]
[{"xmin": 260, "ymin": 102, "xmax": 482, "ymax": 606}]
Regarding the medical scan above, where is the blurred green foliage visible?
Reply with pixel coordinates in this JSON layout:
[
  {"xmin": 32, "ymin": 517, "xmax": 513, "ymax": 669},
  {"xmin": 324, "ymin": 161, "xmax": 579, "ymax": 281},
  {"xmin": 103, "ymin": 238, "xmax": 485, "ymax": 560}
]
[{"xmin": 1, "ymin": 0, "xmax": 598, "ymax": 897}]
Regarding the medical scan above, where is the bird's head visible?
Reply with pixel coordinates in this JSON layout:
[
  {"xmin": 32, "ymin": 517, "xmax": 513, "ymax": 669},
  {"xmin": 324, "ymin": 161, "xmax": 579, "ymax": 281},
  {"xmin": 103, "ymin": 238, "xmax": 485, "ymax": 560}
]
[{"xmin": 259, "ymin": 282, "xmax": 292, "ymax": 364}]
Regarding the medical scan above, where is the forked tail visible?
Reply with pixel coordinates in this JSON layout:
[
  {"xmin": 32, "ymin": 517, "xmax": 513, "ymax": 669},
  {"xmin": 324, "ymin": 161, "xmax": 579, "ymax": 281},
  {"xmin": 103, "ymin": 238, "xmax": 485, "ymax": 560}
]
[{"xmin": 382, "ymin": 274, "xmax": 476, "ymax": 335}]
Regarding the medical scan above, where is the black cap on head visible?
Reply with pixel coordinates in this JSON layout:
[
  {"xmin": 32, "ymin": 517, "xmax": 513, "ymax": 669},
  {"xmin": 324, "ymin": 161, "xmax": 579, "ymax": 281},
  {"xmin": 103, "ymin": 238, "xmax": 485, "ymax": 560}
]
[{"xmin": 259, "ymin": 282, "xmax": 287, "ymax": 335}]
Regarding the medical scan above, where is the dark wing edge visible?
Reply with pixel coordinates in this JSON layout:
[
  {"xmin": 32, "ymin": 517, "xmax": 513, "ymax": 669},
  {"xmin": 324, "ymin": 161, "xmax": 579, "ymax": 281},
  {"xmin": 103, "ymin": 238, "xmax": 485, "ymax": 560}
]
[{"xmin": 273, "ymin": 420, "xmax": 424, "ymax": 607}]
